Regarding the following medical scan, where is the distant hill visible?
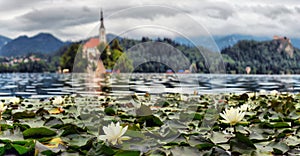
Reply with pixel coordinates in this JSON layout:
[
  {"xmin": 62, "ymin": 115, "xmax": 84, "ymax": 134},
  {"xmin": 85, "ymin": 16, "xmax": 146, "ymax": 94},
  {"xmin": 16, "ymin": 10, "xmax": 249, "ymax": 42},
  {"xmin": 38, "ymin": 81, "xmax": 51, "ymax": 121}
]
[
  {"xmin": 0, "ymin": 35, "xmax": 11, "ymax": 51},
  {"xmin": 214, "ymin": 34, "xmax": 271, "ymax": 50},
  {"xmin": 174, "ymin": 34, "xmax": 272, "ymax": 50},
  {"xmin": 214, "ymin": 34, "xmax": 300, "ymax": 50},
  {"xmin": 221, "ymin": 39, "xmax": 300, "ymax": 74},
  {"xmin": 0, "ymin": 33, "xmax": 67, "ymax": 56}
]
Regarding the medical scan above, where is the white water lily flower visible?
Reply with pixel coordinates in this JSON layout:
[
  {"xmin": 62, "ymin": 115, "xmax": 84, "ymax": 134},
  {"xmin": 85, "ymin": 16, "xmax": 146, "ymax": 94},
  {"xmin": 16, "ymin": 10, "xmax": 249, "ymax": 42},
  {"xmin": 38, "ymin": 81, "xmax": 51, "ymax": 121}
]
[
  {"xmin": 98, "ymin": 122, "xmax": 130, "ymax": 145},
  {"xmin": 9, "ymin": 97, "xmax": 20, "ymax": 104},
  {"xmin": 0, "ymin": 102, "xmax": 7, "ymax": 113},
  {"xmin": 239, "ymin": 104, "xmax": 248, "ymax": 111},
  {"xmin": 0, "ymin": 102, "xmax": 7, "ymax": 120},
  {"xmin": 52, "ymin": 96, "xmax": 64, "ymax": 105},
  {"xmin": 247, "ymin": 92, "xmax": 255, "ymax": 99},
  {"xmin": 270, "ymin": 90, "xmax": 279, "ymax": 96},
  {"xmin": 180, "ymin": 95, "xmax": 188, "ymax": 101},
  {"xmin": 220, "ymin": 107, "xmax": 245, "ymax": 126},
  {"xmin": 259, "ymin": 89, "xmax": 267, "ymax": 95}
]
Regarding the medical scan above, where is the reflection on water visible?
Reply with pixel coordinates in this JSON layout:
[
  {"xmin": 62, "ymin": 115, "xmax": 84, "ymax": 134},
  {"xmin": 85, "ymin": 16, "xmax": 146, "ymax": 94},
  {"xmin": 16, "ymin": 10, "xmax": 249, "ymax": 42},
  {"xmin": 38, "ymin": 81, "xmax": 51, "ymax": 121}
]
[{"xmin": 0, "ymin": 73, "xmax": 299, "ymax": 98}]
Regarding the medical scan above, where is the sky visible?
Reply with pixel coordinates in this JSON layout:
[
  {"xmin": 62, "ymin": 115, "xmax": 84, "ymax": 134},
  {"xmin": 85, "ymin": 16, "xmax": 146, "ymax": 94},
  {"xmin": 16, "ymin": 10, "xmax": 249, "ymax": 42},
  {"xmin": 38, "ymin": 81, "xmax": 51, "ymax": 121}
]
[{"xmin": 0, "ymin": 0, "xmax": 300, "ymax": 41}]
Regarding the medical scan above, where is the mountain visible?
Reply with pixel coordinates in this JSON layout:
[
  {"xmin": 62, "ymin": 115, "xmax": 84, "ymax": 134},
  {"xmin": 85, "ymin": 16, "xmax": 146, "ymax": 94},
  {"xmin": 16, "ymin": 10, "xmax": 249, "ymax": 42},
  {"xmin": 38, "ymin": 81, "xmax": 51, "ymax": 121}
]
[
  {"xmin": 214, "ymin": 34, "xmax": 271, "ymax": 50},
  {"xmin": 213, "ymin": 34, "xmax": 300, "ymax": 50},
  {"xmin": 0, "ymin": 35, "xmax": 11, "ymax": 50},
  {"xmin": 174, "ymin": 34, "xmax": 271, "ymax": 51},
  {"xmin": 0, "ymin": 33, "xmax": 67, "ymax": 56},
  {"xmin": 221, "ymin": 39, "xmax": 300, "ymax": 74}
]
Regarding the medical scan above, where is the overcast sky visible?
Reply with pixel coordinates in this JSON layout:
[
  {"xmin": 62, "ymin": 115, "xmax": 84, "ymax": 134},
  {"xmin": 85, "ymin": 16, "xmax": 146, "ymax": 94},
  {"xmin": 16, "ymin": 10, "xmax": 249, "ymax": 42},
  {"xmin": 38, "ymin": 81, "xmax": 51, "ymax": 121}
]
[{"xmin": 0, "ymin": 0, "xmax": 300, "ymax": 41}]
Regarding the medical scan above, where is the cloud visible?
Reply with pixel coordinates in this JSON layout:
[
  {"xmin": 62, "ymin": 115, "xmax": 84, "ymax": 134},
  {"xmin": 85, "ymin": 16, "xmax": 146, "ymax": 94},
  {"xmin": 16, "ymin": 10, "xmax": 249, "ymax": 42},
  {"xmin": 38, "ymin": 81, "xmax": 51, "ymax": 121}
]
[
  {"xmin": 16, "ymin": 6, "xmax": 98, "ymax": 30},
  {"xmin": 0, "ymin": 0, "xmax": 300, "ymax": 41},
  {"xmin": 108, "ymin": 6, "xmax": 181, "ymax": 20},
  {"xmin": 0, "ymin": 0, "xmax": 42, "ymax": 11}
]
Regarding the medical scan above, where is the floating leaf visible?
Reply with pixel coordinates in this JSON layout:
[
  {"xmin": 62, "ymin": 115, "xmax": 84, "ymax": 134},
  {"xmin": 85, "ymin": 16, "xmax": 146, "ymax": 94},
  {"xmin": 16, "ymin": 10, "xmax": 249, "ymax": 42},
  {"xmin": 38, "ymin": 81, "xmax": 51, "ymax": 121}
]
[
  {"xmin": 268, "ymin": 142, "xmax": 289, "ymax": 154},
  {"xmin": 60, "ymin": 124, "xmax": 87, "ymax": 137},
  {"xmin": 104, "ymin": 107, "xmax": 116, "ymax": 116},
  {"xmin": 23, "ymin": 127, "xmax": 57, "ymax": 139},
  {"xmin": 136, "ymin": 104, "xmax": 153, "ymax": 116},
  {"xmin": 13, "ymin": 111, "xmax": 35, "ymax": 120},
  {"xmin": 188, "ymin": 135, "xmax": 214, "ymax": 150},
  {"xmin": 114, "ymin": 150, "xmax": 140, "ymax": 156},
  {"xmin": 211, "ymin": 132, "xmax": 232, "ymax": 144},
  {"xmin": 44, "ymin": 117, "xmax": 64, "ymax": 127},
  {"xmin": 49, "ymin": 108, "xmax": 64, "ymax": 114},
  {"xmin": 11, "ymin": 144, "xmax": 28, "ymax": 155},
  {"xmin": 170, "ymin": 146, "xmax": 199, "ymax": 156},
  {"xmin": 230, "ymin": 132, "xmax": 256, "ymax": 154},
  {"xmin": 87, "ymin": 143, "xmax": 116, "ymax": 156},
  {"xmin": 136, "ymin": 115, "xmax": 163, "ymax": 127}
]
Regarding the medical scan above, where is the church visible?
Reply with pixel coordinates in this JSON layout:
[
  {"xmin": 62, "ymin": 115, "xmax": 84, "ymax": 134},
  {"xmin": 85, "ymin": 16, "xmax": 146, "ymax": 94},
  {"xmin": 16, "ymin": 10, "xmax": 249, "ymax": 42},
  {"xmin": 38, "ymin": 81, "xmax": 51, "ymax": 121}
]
[{"xmin": 82, "ymin": 10, "xmax": 107, "ymax": 75}]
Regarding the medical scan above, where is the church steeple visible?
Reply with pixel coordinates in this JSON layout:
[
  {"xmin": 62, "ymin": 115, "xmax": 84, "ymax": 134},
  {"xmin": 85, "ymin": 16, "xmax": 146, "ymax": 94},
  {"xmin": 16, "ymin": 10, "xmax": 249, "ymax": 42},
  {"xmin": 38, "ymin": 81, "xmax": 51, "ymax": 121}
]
[
  {"xmin": 100, "ymin": 9, "xmax": 105, "ymax": 29},
  {"xmin": 99, "ymin": 9, "xmax": 106, "ymax": 43}
]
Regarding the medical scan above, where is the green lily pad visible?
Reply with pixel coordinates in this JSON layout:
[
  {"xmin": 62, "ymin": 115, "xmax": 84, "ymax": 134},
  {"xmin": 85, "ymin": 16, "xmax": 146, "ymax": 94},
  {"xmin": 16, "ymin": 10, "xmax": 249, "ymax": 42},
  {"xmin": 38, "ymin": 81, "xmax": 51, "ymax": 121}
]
[
  {"xmin": 115, "ymin": 150, "xmax": 140, "ymax": 156},
  {"xmin": 230, "ymin": 132, "xmax": 256, "ymax": 154},
  {"xmin": 60, "ymin": 124, "xmax": 87, "ymax": 137},
  {"xmin": 136, "ymin": 115, "xmax": 163, "ymax": 127},
  {"xmin": 23, "ymin": 127, "xmax": 57, "ymax": 139},
  {"xmin": 13, "ymin": 111, "xmax": 36, "ymax": 120},
  {"xmin": 104, "ymin": 107, "xmax": 116, "ymax": 116},
  {"xmin": 11, "ymin": 144, "xmax": 28, "ymax": 155}
]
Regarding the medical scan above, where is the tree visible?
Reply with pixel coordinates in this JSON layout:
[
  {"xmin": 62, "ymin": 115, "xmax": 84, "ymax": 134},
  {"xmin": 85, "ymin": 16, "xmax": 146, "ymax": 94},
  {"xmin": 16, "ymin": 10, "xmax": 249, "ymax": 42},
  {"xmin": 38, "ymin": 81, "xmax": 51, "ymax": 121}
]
[
  {"xmin": 100, "ymin": 39, "xmax": 133, "ymax": 72},
  {"xmin": 60, "ymin": 43, "xmax": 87, "ymax": 72}
]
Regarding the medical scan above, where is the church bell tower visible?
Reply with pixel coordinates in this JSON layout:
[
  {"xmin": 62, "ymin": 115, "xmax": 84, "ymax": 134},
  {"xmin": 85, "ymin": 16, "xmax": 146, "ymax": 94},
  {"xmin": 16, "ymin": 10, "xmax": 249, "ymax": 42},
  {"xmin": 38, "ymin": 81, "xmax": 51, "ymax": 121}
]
[{"xmin": 99, "ymin": 9, "xmax": 106, "ymax": 43}]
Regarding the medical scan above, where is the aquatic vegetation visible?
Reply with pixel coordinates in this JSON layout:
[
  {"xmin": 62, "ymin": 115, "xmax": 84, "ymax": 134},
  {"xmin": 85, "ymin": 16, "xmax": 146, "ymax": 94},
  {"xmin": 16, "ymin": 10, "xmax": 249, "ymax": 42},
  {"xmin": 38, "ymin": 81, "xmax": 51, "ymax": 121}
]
[
  {"xmin": 219, "ymin": 107, "xmax": 245, "ymax": 126},
  {"xmin": 9, "ymin": 97, "xmax": 20, "ymax": 104},
  {"xmin": 52, "ymin": 96, "xmax": 64, "ymax": 105},
  {"xmin": 98, "ymin": 122, "xmax": 130, "ymax": 145},
  {"xmin": 0, "ymin": 102, "xmax": 7, "ymax": 120},
  {"xmin": 0, "ymin": 92, "xmax": 299, "ymax": 155}
]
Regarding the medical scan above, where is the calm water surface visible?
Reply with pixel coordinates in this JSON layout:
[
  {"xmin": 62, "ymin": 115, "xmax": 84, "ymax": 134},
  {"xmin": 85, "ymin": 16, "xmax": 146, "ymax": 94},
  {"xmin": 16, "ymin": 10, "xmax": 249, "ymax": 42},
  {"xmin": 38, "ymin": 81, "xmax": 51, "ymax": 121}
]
[{"xmin": 0, "ymin": 73, "xmax": 299, "ymax": 98}]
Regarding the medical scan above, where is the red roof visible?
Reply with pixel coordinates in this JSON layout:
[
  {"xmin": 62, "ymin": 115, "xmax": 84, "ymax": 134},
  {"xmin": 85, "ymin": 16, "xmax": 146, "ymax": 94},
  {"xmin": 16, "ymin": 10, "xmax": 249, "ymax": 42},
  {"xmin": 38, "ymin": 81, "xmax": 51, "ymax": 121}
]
[{"xmin": 84, "ymin": 38, "xmax": 99, "ymax": 48}]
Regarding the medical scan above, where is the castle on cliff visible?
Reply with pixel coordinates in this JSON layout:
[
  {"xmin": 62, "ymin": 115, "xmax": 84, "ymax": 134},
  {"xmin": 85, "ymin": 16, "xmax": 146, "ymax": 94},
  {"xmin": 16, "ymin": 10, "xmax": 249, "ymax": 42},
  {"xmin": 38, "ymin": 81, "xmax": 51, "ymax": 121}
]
[{"xmin": 273, "ymin": 35, "xmax": 294, "ymax": 57}]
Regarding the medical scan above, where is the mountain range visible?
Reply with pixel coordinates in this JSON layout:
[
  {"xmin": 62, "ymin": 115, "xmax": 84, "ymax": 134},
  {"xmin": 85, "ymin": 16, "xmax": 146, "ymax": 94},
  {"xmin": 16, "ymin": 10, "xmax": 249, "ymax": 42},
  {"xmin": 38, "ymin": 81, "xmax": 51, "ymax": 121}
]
[
  {"xmin": 0, "ymin": 33, "xmax": 68, "ymax": 57},
  {"xmin": 1, "ymin": 32, "xmax": 300, "ymax": 57},
  {"xmin": 174, "ymin": 34, "xmax": 300, "ymax": 50},
  {"xmin": 0, "ymin": 35, "xmax": 11, "ymax": 51}
]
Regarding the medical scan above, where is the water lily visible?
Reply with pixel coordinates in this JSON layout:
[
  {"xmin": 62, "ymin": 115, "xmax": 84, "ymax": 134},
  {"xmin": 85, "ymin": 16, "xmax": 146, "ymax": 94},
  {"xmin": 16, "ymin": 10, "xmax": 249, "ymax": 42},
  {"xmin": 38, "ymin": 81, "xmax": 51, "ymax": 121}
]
[
  {"xmin": 98, "ymin": 122, "xmax": 130, "ymax": 145},
  {"xmin": 259, "ymin": 89, "xmax": 267, "ymax": 95},
  {"xmin": 0, "ymin": 102, "xmax": 6, "ymax": 112},
  {"xmin": 0, "ymin": 102, "xmax": 7, "ymax": 120},
  {"xmin": 239, "ymin": 104, "xmax": 249, "ymax": 111},
  {"xmin": 9, "ymin": 97, "xmax": 20, "ymax": 104},
  {"xmin": 270, "ymin": 90, "xmax": 279, "ymax": 96},
  {"xmin": 220, "ymin": 107, "xmax": 245, "ymax": 126},
  {"xmin": 52, "ymin": 96, "xmax": 64, "ymax": 105},
  {"xmin": 247, "ymin": 92, "xmax": 255, "ymax": 99}
]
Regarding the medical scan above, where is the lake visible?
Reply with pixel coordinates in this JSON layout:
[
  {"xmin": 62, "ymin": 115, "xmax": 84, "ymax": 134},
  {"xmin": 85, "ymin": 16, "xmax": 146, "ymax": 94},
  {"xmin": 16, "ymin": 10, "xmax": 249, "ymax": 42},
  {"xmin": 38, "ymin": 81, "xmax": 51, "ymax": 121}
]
[{"xmin": 0, "ymin": 73, "xmax": 299, "ymax": 98}]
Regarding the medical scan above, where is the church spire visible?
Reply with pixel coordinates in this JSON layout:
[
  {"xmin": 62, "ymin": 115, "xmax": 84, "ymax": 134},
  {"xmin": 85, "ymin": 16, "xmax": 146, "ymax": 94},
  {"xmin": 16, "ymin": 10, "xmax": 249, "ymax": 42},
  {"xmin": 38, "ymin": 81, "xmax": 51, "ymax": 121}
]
[
  {"xmin": 99, "ymin": 8, "xmax": 106, "ymax": 43},
  {"xmin": 100, "ymin": 9, "xmax": 105, "ymax": 29}
]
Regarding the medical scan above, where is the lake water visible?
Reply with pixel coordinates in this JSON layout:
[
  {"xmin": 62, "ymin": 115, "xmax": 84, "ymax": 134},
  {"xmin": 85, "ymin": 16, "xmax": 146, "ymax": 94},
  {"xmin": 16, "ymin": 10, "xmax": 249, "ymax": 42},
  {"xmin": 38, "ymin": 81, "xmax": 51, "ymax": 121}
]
[{"xmin": 0, "ymin": 73, "xmax": 299, "ymax": 98}]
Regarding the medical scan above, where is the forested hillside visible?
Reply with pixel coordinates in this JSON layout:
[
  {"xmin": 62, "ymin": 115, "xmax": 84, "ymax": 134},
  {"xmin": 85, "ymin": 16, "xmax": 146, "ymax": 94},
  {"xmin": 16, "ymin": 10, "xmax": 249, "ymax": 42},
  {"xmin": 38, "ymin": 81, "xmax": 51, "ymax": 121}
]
[
  {"xmin": 221, "ymin": 39, "xmax": 300, "ymax": 74},
  {"xmin": 59, "ymin": 37, "xmax": 300, "ymax": 74}
]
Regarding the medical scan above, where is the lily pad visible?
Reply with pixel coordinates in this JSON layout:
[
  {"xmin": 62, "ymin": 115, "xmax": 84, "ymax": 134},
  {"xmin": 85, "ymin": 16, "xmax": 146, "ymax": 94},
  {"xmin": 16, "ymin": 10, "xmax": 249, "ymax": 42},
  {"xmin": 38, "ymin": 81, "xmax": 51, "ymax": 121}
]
[
  {"xmin": 230, "ymin": 132, "xmax": 256, "ymax": 155},
  {"xmin": 13, "ymin": 111, "xmax": 35, "ymax": 120},
  {"xmin": 23, "ymin": 127, "xmax": 57, "ymax": 139}
]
